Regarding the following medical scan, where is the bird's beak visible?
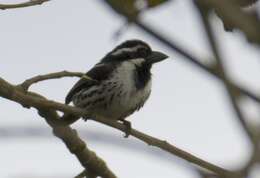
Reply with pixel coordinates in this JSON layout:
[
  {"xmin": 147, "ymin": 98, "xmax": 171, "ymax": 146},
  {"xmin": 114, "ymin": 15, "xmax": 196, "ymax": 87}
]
[{"xmin": 146, "ymin": 51, "xmax": 168, "ymax": 64}]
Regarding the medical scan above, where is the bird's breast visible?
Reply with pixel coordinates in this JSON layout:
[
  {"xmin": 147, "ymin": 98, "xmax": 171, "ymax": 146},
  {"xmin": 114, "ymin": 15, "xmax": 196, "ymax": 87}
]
[
  {"xmin": 105, "ymin": 62, "xmax": 152, "ymax": 119},
  {"xmin": 73, "ymin": 61, "xmax": 152, "ymax": 121}
]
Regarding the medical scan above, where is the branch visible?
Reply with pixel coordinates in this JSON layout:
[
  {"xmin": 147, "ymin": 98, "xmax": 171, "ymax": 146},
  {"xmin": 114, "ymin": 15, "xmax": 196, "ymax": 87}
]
[
  {"xmin": 0, "ymin": 0, "xmax": 51, "ymax": 10},
  {"xmin": 195, "ymin": 2, "xmax": 256, "ymax": 144},
  {"xmin": 93, "ymin": 117, "xmax": 234, "ymax": 177},
  {"xmin": 21, "ymin": 71, "xmax": 84, "ymax": 90},
  {"xmin": 114, "ymin": 15, "xmax": 260, "ymax": 104},
  {"xmin": 195, "ymin": 3, "xmax": 260, "ymax": 177},
  {"xmin": 0, "ymin": 77, "xmax": 116, "ymax": 178},
  {"xmin": 197, "ymin": 0, "xmax": 260, "ymax": 45},
  {"xmin": 39, "ymin": 109, "xmax": 116, "ymax": 178},
  {"xmin": 103, "ymin": 1, "xmax": 260, "ymax": 103},
  {"xmin": 0, "ymin": 76, "xmax": 235, "ymax": 177}
]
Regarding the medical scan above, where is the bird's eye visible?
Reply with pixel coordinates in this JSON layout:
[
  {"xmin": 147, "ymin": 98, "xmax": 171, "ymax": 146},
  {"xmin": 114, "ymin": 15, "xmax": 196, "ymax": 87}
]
[{"xmin": 138, "ymin": 48, "xmax": 150, "ymax": 57}]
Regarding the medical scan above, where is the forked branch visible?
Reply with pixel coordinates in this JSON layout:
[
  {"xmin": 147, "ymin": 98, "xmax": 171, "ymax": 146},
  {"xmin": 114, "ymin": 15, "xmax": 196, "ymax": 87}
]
[{"xmin": 0, "ymin": 75, "xmax": 234, "ymax": 177}]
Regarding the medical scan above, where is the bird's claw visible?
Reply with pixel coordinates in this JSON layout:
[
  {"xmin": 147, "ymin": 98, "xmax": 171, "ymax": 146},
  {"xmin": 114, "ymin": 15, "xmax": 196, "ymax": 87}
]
[
  {"xmin": 83, "ymin": 117, "xmax": 89, "ymax": 122},
  {"xmin": 121, "ymin": 120, "xmax": 132, "ymax": 138}
]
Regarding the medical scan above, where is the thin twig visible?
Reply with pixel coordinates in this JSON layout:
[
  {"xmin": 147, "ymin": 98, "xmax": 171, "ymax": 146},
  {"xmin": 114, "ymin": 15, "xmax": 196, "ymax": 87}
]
[
  {"xmin": 93, "ymin": 117, "xmax": 234, "ymax": 177},
  {"xmin": 21, "ymin": 71, "xmax": 83, "ymax": 90},
  {"xmin": 0, "ymin": 0, "xmax": 51, "ymax": 10}
]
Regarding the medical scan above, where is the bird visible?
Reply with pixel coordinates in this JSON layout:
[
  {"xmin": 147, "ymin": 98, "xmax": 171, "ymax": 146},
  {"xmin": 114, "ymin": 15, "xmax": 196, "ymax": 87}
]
[{"xmin": 65, "ymin": 39, "xmax": 168, "ymax": 137}]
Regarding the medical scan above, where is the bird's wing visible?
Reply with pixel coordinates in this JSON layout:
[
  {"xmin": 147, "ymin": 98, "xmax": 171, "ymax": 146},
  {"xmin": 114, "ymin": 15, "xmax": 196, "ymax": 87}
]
[{"xmin": 65, "ymin": 63, "xmax": 114, "ymax": 104}]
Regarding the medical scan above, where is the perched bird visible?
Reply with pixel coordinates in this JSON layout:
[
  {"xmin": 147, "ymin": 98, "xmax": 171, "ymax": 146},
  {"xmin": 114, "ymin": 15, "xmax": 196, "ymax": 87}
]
[{"xmin": 65, "ymin": 39, "xmax": 168, "ymax": 137}]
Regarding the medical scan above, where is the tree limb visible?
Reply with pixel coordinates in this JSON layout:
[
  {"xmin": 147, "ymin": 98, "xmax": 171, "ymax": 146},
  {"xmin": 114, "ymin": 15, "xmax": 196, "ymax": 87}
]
[
  {"xmin": 131, "ymin": 19, "xmax": 260, "ymax": 104},
  {"xmin": 195, "ymin": 1, "xmax": 256, "ymax": 144},
  {"xmin": 0, "ymin": 76, "xmax": 235, "ymax": 177},
  {"xmin": 21, "ymin": 71, "xmax": 84, "ymax": 91},
  {"xmin": 0, "ymin": 77, "xmax": 117, "ymax": 178},
  {"xmin": 197, "ymin": 0, "xmax": 260, "ymax": 44},
  {"xmin": 103, "ymin": 1, "xmax": 260, "ymax": 104},
  {"xmin": 39, "ymin": 109, "xmax": 116, "ymax": 178},
  {"xmin": 195, "ymin": 3, "xmax": 260, "ymax": 177},
  {"xmin": 0, "ymin": 0, "xmax": 51, "ymax": 10}
]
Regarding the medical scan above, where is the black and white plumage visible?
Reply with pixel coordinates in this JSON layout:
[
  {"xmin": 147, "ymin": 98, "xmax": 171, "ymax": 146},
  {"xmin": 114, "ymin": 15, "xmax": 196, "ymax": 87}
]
[{"xmin": 65, "ymin": 39, "xmax": 168, "ymax": 135}]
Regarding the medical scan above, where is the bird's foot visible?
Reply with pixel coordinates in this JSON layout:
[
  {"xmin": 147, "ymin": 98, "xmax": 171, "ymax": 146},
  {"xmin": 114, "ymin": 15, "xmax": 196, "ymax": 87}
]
[
  {"xmin": 82, "ymin": 117, "xmax": 89, "ymax": 122},
  {"xmin": 120, "ymin": 120, "xmax": 132, "ymax": 138}
]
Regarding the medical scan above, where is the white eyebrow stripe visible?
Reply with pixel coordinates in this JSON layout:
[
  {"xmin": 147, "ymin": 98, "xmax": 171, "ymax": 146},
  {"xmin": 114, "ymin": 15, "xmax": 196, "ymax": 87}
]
[
  {"xmin": 130, "ymin": 58, "xmax": 145, "ymax": 66},
  {"xmin": 111, "ymin": 45, "xmax": 145, "ymax": 56}
]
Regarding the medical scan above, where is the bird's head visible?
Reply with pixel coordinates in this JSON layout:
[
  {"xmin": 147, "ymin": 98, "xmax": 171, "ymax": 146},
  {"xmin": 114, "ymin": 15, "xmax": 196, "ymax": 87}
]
[{"xmin": 101, "ymin": 39, "xmax": 168, "ymax": 67}]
